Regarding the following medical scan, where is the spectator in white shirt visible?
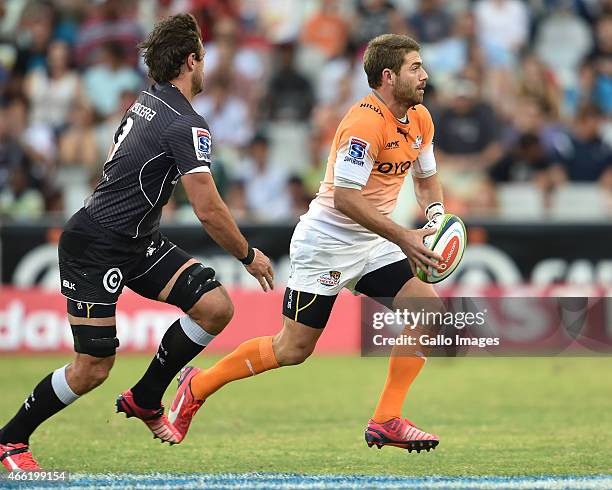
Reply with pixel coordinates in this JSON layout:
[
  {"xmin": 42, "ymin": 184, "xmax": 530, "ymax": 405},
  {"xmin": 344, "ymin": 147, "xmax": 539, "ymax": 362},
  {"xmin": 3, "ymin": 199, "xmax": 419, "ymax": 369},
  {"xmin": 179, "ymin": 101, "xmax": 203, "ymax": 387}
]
[
  {"xmin": 193, "ymin": 75, "xmax": 253, "ymax": 153},
  {"xmin": 24, "ymin": 40, "xmax": 82, "ymax": 131},
  {"xmin": 535, "ymin": 1, "xmax": 593, "ymax": 90},
  {"xmin": 242, "ymin": 133, "xmax": 291, "ymax": 222},
  {"xmin": 474, "ymin": 0, "xmax": 529, "ymax": 66}
]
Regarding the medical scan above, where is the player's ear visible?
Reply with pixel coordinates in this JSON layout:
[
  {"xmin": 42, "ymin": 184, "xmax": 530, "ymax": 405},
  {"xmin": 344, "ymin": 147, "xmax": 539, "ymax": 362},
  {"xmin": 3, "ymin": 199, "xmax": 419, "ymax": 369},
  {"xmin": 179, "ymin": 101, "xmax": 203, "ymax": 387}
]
[
  {"xmin": 184, "ymin": 52, "xmax": 196, "ymax": 71},
  {"xmin": 382, "ymin": 68, "xmax": 394, "ymax": 86}
]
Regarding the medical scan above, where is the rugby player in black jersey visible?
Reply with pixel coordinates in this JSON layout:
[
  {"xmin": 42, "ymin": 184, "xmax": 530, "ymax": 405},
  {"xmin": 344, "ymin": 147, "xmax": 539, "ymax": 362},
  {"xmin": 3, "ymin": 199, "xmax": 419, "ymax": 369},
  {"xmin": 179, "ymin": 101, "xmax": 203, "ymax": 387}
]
[{"xmin": 0, "ymin": 13, "xmax": 273, "ymax": 471}]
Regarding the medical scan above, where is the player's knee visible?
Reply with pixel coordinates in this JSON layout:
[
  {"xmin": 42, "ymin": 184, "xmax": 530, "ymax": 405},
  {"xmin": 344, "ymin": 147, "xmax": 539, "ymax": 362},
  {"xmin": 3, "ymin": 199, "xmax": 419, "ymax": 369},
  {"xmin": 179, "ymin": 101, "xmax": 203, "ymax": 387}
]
[
  {"xmin": 197, "ymin": 302, "xmax": 234, "ymax": 334},
  {"xmin": 276, "ymin": 342, "xmax": 314, "ymax": 366},
  {"xmin": 189, "ymin": 289, "xmax": 234, "ymax": 335},
  {"xmin": 70, "ymin": 356, "xmax": 115, "ymax": 393},
  {"xmin": 88, "ymin": 363, "xmax": 112, "ymax": 387}
]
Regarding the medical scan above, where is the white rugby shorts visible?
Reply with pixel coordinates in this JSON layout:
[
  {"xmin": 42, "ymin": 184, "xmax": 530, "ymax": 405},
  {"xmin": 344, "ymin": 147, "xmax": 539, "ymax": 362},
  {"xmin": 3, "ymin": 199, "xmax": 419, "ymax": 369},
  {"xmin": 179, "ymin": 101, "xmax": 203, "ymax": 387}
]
[{"xmin": 286, "ymin": 220, "xmax": 407, "ymax": 296}]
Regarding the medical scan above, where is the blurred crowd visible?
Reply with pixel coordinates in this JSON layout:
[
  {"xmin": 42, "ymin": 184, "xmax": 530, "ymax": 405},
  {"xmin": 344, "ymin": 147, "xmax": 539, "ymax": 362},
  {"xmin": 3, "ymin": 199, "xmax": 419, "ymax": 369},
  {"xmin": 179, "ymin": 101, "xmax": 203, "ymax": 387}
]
[{"xmin": 0, "ymin": 0, "xmax": 611, "ymax": 224}]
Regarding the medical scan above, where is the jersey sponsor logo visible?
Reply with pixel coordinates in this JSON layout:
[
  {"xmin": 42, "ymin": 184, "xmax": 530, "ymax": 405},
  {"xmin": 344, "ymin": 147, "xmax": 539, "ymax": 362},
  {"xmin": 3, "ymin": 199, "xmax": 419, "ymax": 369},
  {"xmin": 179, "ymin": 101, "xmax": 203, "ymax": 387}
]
[
  {"xmin": 317, "ymin": 270, "xmax": 341, "ymax": 287},
  {"xmin": 359, "ymin": 102, "xmax": 383, "ymax": 117},
  {"xmin": 376, "ymin": 160, "xmax": 412, "ymax": 175},
  {"xmin": 412, "ymin": 135, "xmax": 423, "ymax": 150},
  {"xmin": 62, "ymin": 279, "xmax": 76, "ymax": 291},
  {"xmin": 192, "ymin": 127, "xmax": 212, "ymax": 161},
  {"xmin": 344, "ymin": 137, "xmax": 369, "ymax": 166},
  {"xmin": 103, "ymin": 267, "xmax": 123, "ymax": 294},
  {"xmin": 384, "ymin": 140, "xmax": 400, "ymax": 150}
]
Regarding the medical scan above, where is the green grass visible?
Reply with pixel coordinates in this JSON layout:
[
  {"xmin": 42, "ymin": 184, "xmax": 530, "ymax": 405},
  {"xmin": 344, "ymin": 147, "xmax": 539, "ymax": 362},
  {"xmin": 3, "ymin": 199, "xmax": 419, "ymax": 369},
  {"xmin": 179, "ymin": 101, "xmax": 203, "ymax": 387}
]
[{"xmin": 1, "ymin": 355, "xmax": 611, "ymax": 476}]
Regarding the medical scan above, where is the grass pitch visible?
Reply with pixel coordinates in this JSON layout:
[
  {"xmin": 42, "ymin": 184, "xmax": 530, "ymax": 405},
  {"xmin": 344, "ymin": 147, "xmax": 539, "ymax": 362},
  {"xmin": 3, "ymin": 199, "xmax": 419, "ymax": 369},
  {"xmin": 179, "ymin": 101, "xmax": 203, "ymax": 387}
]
[{"xmin": 0, "ymin": 355, "xmax": 610, "ymax": 476}]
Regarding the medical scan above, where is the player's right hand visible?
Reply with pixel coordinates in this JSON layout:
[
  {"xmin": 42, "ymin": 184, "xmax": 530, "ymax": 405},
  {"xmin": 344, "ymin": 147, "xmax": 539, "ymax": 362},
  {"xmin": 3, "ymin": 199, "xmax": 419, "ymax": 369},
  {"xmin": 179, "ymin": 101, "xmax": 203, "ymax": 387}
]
[
  {"xmin": 245, "ymin": 248, "xmax": 274, "ymax": 292},
  {"xmin": 399, "ymin": 228, "xmax": 443, "ymax": 276}
]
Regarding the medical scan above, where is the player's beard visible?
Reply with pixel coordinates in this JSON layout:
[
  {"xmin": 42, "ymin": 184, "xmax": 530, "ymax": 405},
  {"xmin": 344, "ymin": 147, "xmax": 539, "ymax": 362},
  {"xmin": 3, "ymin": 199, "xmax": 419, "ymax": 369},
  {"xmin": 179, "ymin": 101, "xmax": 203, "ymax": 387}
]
[
  {"xmin": 393, "ymin": 78, "xmax": 423, "ymax": 107},
  {"xmin": 191, "ymin": 69, "xmax": 204, "ymax": 97}
]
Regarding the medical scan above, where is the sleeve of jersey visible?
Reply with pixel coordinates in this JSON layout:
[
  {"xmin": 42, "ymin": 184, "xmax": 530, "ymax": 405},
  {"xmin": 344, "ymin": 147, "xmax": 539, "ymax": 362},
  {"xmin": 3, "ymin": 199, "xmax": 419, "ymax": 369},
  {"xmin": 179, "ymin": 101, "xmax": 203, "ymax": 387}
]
[
  {"xmin": 333, "ymin": 114, "xmax": 384, "ymax": 188},
  {"xmin": 412, "ymin": 106, "xmax": 438, "ymax": 179},
  {"xmin": 161, "ymin": 115, "xmax": 212, "ymax": 175}
]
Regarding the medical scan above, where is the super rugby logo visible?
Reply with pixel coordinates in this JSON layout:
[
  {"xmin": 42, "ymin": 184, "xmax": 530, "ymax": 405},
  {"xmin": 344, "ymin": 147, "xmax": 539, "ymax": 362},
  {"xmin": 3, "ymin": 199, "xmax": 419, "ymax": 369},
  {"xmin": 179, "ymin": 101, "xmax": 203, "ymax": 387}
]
[
  {"xmin": 103, "ymin": 267, "xmax": 123, "ymax": 294},
  {"xmin": 344, "ymin": 137, "xmax": 369, "ymax": 167},
  {"xmin": 192, "ymin": 127, "xmax": 211, "ymax": 161}
]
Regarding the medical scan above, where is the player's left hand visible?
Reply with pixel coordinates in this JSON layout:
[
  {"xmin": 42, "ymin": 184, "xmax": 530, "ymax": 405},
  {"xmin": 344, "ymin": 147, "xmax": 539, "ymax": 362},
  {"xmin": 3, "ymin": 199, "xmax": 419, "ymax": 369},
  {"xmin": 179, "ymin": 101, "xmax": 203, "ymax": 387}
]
[{"xmin": 245, "ymin": 248, "xmax": 275, "ymax": 292}]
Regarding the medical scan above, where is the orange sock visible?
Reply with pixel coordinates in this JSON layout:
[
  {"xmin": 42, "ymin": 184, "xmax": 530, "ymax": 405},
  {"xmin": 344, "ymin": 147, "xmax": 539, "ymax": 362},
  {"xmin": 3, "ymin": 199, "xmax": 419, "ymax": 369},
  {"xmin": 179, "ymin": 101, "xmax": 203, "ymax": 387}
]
[
  {"xmin": 372, "ymin": 354, "xmax": 426, "ymax": 423},
  {"xmin": 190, "ymin": 336, "xmax": 279, "ymax": 401}
]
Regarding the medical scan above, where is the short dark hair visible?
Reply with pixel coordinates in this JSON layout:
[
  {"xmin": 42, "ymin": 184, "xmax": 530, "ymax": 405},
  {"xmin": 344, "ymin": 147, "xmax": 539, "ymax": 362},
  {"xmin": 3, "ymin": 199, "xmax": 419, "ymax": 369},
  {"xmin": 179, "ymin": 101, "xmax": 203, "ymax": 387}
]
[
  {"xmin": 103, "ymin": 41, "xmax": 125, "ymax": 62},
  {"xmin": 139, "ymin": 13, "xmax": 203, "ymax": 84},
  {"xmin": 251, "ymin": 133, "xmax": 269, "ymax": 147},
  {"xmin": 576, "ymin": 103, "xmax": 603, "ymax": 120},
  {"xmin": 363, "ymin": 34, "xmax": 421, "ymax": 89}
]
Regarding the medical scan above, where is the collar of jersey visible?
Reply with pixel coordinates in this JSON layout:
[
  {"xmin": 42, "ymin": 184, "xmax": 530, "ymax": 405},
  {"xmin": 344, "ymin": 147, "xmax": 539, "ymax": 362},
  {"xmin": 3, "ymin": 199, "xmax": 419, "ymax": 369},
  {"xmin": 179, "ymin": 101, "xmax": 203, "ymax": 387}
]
[
  {"xmin": 152, "ymin": 82, "xmax": 193, "ymax": 112},
  {"xmin": 154, "ymin": 81, "xmax": 181, "ymax": 95},
  {"xmin": 371, "ymin": 90, "xmax": 411, "ymax": 126}
]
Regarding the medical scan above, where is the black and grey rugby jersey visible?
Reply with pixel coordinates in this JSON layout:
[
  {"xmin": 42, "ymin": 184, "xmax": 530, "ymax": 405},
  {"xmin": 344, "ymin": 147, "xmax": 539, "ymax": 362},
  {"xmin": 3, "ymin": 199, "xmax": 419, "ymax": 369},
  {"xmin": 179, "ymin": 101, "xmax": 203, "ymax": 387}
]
[{"xmin": 85, "ymin": 82, "xmax": 212, "ymax": 238}]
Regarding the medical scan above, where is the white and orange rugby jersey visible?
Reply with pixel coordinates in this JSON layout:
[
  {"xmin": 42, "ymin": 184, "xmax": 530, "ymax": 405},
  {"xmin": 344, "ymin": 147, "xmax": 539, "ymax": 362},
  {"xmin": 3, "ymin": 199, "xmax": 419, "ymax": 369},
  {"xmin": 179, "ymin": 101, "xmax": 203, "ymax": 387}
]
[{"xmin": 304, "ymin": 91, "xmax": 436, "ymax": 242}]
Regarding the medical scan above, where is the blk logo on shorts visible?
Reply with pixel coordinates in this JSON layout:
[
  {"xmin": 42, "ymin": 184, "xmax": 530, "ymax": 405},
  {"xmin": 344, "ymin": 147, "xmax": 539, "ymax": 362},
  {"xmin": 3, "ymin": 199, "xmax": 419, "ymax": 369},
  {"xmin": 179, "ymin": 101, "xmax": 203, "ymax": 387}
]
[{"xmin": 103, "ymin": 267, "xmax": 123, "ymax": 294}]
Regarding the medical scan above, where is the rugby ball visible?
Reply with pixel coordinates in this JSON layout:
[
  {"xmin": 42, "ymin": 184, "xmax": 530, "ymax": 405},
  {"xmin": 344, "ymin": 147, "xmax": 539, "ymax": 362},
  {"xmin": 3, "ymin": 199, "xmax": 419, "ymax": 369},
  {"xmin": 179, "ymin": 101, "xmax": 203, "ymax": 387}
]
[{"xmin": 417, "ymin": 214, "xmax": 466, "ymax": 284}]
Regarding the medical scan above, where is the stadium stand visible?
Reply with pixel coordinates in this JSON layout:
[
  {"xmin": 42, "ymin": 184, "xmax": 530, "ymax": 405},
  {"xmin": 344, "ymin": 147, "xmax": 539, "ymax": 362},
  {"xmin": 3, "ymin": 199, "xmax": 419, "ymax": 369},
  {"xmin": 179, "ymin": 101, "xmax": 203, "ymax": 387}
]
[{"xmin": 0, "ymin": 0, "xmax": 610, "ymax": 224}]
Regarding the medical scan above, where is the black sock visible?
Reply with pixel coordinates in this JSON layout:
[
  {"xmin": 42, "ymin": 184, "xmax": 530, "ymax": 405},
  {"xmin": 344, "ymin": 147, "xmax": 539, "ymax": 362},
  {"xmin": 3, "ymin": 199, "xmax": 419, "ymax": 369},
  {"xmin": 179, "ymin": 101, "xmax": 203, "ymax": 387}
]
[
  {"xmin": 131, "ymin": 319, "xmax": 210, "ymax": 409},
  {"xmin": 0, "ymin": 374, "xmax": 68, "ymax": 445}
]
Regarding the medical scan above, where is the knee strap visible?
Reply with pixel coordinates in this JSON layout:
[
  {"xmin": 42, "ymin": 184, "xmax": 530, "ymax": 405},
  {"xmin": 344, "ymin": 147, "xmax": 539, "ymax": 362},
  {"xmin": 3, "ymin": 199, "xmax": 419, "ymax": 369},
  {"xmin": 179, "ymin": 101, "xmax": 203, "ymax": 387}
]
[
  {"xmin": 166, "ymin": 263, "xmax": 221, "ymax": 312},
  {"xmin": 71, "ymin": 324, "xmax": 119, "ymax": 358}
]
